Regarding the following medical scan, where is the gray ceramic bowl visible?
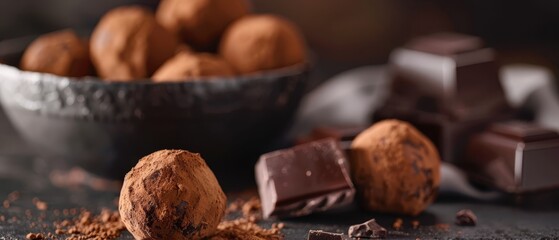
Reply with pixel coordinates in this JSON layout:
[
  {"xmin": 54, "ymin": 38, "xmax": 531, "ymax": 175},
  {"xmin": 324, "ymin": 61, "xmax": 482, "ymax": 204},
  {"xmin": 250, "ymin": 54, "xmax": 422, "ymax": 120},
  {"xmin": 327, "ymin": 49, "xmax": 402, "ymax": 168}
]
[{"xmin": 0, "ymin": 36, "xmax": 309, "ymax": 186}]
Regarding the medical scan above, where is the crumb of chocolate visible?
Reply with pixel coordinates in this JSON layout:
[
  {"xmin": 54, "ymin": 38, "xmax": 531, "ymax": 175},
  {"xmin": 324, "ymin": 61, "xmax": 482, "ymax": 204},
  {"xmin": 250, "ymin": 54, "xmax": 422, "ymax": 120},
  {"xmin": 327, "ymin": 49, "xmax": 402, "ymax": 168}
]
[
  {"xmin": 412, "ymin": 220, "xmax": 420, "ymax": 229},
  {"xmin": 3, "ymin": 200, "xmax": 10, "ymax": 208},
  {"xmin": 7, "ymin": 191, "xmax": 20, "ymax": 202},
  {"xmin": 0, "ymin": 215, "xmax": 5, "ymax": 222},
  {"xmin": 348, "ymin": 218, "xmax": 387, "ymax": 239},
  {"xmin": 392, "ymin": 218, "xmax": 403, "ymax": 230},
  {"xmin": 455, "ymin": 209, "xmax": 477, "ymax": 226},
  {"xmin": 25, "ymin": 233, "xmax": 45, "ymax": 239},
  {"xmin": 32, "ymin": 198, "xmax": 48, "ymax": 211}
]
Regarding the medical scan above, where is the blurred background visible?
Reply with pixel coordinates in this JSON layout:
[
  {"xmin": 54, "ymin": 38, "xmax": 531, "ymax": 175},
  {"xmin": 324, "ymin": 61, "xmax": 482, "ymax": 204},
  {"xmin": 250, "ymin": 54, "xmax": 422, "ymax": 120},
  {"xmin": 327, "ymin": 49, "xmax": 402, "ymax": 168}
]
[{"xmin": 1, "ymin": 0, "xmax": 558, "ymax": 81}]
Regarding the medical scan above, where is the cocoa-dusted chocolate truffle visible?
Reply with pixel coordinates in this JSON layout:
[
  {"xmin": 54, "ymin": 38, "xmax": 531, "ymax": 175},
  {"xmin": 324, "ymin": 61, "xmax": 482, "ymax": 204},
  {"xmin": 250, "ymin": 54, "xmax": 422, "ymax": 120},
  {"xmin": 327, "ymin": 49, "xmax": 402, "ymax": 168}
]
[
  {"xmin": 20, "ymin": 29, "xmax": 92, "ymax": 77},
  {"xmin": 350, "ymin": 120, "xmax": 441, "ymax": 215},
  {"xmin": 90, "ymin": 6, "xmax": 178, "ymax": 81},
  {"xmin": 220, "ymin": 14, "xmax": 307, "ymax": 74},
  {"xmin": 119, "ymin": 150, "xmax": 226, "ymax": 240},
  {"xmin": 152, "ymin": 52, "xmax": 235, "ymax": 82},
  {"xmin": 156, "ymin": 0, "xmax": 250, "ymax": 50}
]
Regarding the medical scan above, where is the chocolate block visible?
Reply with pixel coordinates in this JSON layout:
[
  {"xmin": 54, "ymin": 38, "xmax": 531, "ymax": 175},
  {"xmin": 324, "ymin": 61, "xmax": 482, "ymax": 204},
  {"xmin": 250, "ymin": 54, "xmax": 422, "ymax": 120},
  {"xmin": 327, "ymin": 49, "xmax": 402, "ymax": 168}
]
[
  {"xmin": 390, "ymin": 32, "xmax": 509, "ymax": 119},
  {"xmin": 375, "ymin": 32, "xmax": 513, "ymax": 163},
  {"xmin": 255, "ymin": 138, "xmax": 355, "ymax": 218},
  {"xmin": 466, "ymin": 121, "xmax": 559, "ymax": 192},
  {"xmin": 348, "ymin": 219, "xmax": 387, "ymax": 239},
  {"xmin": 308, "ymin": 230, "xmax": 345, "ymax": 240}
]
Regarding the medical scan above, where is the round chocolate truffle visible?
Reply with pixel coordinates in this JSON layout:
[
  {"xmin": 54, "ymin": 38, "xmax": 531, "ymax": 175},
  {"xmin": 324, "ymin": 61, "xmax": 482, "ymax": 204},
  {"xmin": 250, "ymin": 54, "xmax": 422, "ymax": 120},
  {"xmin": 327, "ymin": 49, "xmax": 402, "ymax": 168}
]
[
  {"xmin": 219, "ymin": 14, "xmax": 307, "ymax": 74},
  {"xmin": 156, "ymin": 0, "xmax": 250, "ymax": 50},
  {"xmin": 90, "ymin": 6, "xmax": 178, "ymax": 81},
  {"xmin": 20, "ymin": 30, "xmax": 92, "ymax": 77},
  {"xmin": 152, "ymin": 52, "xmax": 235, "ymax": 82},
  {"xmin": 350, "ymin": 120, "xmax": 441, "ymax": 216},
  {"xmin": 119, "ymin": 150, "xmax": 226, "ymax": 240}
]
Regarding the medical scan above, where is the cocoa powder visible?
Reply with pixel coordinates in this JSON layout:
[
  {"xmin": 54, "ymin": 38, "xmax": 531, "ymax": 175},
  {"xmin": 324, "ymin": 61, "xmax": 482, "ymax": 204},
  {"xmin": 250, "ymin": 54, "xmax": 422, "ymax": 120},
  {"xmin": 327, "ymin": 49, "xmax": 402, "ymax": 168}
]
[{"xmin": 210, "ymin": 197, "xmax": 284, "ymax": 240}]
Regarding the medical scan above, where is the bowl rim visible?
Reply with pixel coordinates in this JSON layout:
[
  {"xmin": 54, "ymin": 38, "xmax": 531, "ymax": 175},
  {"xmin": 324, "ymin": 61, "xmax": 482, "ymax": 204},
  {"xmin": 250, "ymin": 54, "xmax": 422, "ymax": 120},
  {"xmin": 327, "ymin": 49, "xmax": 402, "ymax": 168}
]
[{"xmin": 0, "ymin": 61, "xmax": 309, "ymax": 87}]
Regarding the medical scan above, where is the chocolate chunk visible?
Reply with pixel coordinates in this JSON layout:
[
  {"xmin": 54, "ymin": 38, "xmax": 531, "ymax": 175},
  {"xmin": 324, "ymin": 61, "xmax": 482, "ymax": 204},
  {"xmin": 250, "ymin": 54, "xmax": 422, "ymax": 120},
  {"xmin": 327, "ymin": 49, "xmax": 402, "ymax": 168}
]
[
  {"xmin": 308, "ymin": 230, "xmax": 345, "ymax": 240},
  {"xmin": 375, "ymin": 32, "xmax": 513, "ymax": 163},
  {"xmin": 466, "ymin": 121, "xmax": 559, "ymax": 193},
  {"xmin": 455, "ymin": 209, "xmax": 477, "ymax": 226},
  {"xmin": 348, "ymin": 219, "xmax": 387, "ymax": 239},
  {"xmin": 255, "ymin": 138, "xmax": 355, "ymax": 218}
]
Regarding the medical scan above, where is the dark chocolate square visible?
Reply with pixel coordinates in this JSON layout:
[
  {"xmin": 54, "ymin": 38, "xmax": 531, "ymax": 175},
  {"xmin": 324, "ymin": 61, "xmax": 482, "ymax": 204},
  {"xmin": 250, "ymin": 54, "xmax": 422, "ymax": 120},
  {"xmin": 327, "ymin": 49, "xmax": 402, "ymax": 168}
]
[{"xmin": 255, "ymin": 138, "xmax": 355, "ymax": 218}]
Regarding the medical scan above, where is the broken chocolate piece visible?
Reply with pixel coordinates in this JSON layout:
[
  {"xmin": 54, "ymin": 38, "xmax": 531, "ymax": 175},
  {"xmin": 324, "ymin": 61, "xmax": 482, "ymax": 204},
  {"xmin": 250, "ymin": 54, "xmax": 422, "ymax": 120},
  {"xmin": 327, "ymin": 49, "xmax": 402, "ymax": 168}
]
[
  {"xmin": 255, "ymin": 138, "xmax": 355, "ymax": 218},
  {"xmin": 348, "ymin": 219, "xmax": 387, "ymax": 239},
  {"xmin": 466, "ymin": 121, "xmax": 559, "ymax": 192},
  {"xmin": 375, "ymin": 32, "xmax": 513, "ymax": 163},
  {"xmin": 455, "ymin": 209, "xmax": 477, "ymax": 226},
  {"xmin": 308, "ymin": 230, "xmax": 345, "ymax": 240}
]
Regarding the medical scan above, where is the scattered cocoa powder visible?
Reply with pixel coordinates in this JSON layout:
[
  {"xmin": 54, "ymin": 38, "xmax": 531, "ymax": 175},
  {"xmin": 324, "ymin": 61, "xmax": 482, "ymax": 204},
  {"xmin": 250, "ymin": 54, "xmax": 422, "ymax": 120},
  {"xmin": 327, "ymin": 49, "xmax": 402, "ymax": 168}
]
[
  {"xmin": 53, "ymin": 209, "xmax": 126, "ymax": 239},
  {"xmin": 210, "ymin": 217, "xmax": 283, "ymax": 240},
  {"xmin": 392, "ymin": 218, "xmax": 403, "ymax": 230},
  {"xmin": 435, "ymin": 223, "xmax": 450, "ymax": 231},
  {"xmin": 25, "ymin": 233, "xmax": 44, "ymax": 239},
  {"xmin": 211, "ymin": 197, "xmax": 284, "ymax": 240},
  {"xmin": 23, "ymin": 208, "xmax": 126, "ymax": 240},
  {"xmin": 32, "ymin": 198, "xmax": 48, "ymax": 211}
]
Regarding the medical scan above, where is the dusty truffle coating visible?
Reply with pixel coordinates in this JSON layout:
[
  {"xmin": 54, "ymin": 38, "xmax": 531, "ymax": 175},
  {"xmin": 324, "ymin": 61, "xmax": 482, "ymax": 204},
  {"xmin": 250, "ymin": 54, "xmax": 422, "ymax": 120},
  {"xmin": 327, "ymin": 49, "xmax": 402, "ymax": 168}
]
[
  {"xmin": 90, "ymin": 6, "xmax": 178, "ymax": 81},
  {"xmin": 119, "ymin": 150, "xmax": 226, "ymax": 240},
  {"xmin": 152, "ymin": 52, "xmax": 235, "ymax": 82},
  {"xmin": 156, "ymin": 0, "xmax": 250, "ymax": 50},
  {"xmin": 220, "ymin": 14, "xmax": 307, "ymax": 74},
  {"xmin": 21, "ymin": 30, "xmax": 92, "ymax": 77},
  {"xmin": 350, "ymin": 120, "xmax": 441, "ymax": 215}
]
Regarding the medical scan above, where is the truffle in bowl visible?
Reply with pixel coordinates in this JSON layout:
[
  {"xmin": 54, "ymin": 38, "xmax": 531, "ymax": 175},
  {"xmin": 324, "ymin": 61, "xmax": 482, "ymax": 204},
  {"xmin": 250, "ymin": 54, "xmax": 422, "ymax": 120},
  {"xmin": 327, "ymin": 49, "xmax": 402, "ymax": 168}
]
[{"xmin": 0, "ymin": 38, "xmax": 308, "ymax": 187}]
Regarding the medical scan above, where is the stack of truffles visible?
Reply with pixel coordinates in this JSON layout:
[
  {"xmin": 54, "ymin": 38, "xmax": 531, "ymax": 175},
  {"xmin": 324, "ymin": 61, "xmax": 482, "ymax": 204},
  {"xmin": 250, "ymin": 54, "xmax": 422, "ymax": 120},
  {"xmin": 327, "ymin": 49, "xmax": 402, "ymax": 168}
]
[{"xmin": 18, "ymin": 0, "xmax": 307, "ymax": 82}]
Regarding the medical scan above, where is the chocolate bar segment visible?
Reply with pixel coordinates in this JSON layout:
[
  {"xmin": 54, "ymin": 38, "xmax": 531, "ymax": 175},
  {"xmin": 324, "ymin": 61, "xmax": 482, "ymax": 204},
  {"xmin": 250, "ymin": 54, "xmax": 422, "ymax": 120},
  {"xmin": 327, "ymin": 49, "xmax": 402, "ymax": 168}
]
[
  {"xmin": 307, "ymin": 230, "xmax": 345, "ymax": 240},
  {"xmin": 466, "ymin": 121, "xmax": 559, "ymax": 192},
  {"xmin": 255, "ymin": 138, "xmax": 355, "ymax": 218},
  {"xmin": 375, "ymin": 32, "xmax": 513, "ymax": 163},
  {"xmin": 348, "ymin": 219, "xmax": 387, "ymax": 239}
]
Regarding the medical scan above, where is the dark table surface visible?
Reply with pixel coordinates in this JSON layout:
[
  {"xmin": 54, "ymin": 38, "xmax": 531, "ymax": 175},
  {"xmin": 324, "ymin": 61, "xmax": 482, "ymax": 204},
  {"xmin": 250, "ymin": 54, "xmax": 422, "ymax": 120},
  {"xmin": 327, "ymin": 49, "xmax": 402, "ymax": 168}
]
[{"xmin": 2, "ymin": 109, "xmax": 559, "ymax": 240}]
